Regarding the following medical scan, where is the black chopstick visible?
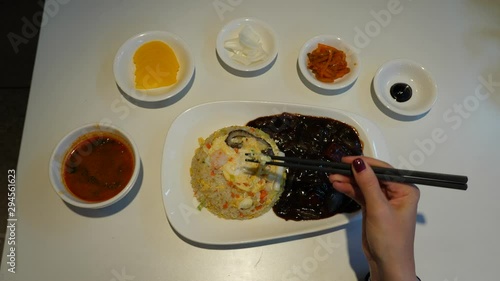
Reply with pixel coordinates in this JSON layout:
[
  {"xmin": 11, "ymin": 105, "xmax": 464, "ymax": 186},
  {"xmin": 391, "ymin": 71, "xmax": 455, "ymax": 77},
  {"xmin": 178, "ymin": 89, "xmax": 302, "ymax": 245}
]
[
  {"xmin": 270, "ymin": 155, "xmax": 468, "ymax": 184},
  {"xmin": 246, "ymin": 154, "xmax": 468, "ymax": 190}
]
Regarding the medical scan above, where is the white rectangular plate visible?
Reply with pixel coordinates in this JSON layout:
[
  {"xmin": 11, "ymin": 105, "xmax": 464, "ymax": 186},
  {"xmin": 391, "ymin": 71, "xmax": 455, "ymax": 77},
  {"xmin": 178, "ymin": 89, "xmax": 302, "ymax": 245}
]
[{"xmin": 161, "ymin": 101, "xmax": 388, "ymax": 246}]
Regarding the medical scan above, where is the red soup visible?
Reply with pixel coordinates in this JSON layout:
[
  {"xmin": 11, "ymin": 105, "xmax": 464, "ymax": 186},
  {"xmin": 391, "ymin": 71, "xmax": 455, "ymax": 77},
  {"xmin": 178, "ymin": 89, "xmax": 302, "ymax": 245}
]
[{"xmin": 62, "ymin": 132, "xmax": 135, "ymax": 202}]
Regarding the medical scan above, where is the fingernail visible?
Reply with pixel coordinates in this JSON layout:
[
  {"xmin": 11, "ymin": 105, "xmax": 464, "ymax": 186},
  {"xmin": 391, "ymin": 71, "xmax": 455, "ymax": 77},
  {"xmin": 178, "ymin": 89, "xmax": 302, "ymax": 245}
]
[{"xmin": 353, "ymin": 158, "xmax": 366, "ymax": 173}]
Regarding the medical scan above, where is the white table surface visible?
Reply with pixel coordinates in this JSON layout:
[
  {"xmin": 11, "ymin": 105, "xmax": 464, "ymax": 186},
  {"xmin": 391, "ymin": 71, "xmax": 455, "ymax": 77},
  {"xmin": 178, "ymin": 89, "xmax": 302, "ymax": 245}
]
[{"xmin": 2, "ymin": 0, "xmax": 499, "ymax": 280}]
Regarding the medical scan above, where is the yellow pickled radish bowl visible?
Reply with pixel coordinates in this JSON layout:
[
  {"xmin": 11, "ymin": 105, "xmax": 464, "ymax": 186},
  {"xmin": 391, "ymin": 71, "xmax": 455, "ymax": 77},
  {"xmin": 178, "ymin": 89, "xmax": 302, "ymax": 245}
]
[{"xmin": 133, "ymin": 41, "xmax": 179, "ymax": 89}]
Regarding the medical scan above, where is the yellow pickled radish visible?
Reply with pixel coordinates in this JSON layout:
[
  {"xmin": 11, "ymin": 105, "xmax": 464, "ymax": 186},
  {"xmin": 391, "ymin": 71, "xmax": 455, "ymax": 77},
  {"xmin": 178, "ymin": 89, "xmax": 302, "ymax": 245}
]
[{"xmin": 133, "ymin": 41, "xmax": 179, "ymax": 89}]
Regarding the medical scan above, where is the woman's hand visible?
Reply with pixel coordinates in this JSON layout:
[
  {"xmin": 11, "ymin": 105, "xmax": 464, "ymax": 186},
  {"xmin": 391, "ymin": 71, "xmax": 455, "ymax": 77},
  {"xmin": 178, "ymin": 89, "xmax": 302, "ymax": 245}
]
[{"xmin": 329, "ymin": 156, "xmax": 420, "ymax": 281}]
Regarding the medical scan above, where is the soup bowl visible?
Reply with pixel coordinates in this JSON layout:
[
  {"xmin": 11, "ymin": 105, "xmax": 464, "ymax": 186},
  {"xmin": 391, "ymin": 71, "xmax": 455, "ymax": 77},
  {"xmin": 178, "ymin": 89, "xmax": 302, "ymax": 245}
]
[{"xmin": 49, "ymin": 123, "xmax": 140, "ymax": 209}]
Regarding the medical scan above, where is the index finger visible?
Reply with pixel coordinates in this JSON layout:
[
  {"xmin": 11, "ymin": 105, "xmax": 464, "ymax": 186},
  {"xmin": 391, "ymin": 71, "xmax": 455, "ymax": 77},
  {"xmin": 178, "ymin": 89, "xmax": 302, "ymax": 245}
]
[
  {"xmin": 349, "ymin": 157, "xmax": 389, "ymax": 210},
  {"xmin": 341, "ymin": 156, "xmax": 393, "ymax": 168}
]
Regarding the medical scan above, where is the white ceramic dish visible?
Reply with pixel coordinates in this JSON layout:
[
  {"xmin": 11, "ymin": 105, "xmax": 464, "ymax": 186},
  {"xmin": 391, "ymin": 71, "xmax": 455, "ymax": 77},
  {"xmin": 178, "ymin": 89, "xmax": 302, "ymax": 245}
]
[
  {"xmin": 161, "ymin": 101, "xmax": 389, "ymax": 246},
  {"xmin": 216, "ymin": 17, "xmax": 278, "ymax": 72},
  {"xmin": 49, "ymin": 124, "xmax": 140, "ymax": 209},
  {"xmin": 373, "ymin": 59, "xmax": 437, "ymax": 116},
  {"xmin": 298, "ymin": 35, "xmax": 360, "ymax": 90},
  {"xmin": 113, "ymin": 31, "xmax": 195, "ymax": 102}
]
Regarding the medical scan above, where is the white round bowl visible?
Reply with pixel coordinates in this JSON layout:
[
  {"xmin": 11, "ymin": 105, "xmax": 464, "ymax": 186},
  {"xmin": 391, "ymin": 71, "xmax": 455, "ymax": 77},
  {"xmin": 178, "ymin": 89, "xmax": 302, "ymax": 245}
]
[
  {"xmin": 49, "ymin": 124, "xmax": 140, "ymax": 209},
  {"xmin": 373, "ymin": 59, "xmax": 437, "ymax": 116},
  {"xmin": 114, "ymin": 31, "xmax": 195, "ymax": 102},
  {"xmin": 216, "ymin": 17, "xmax": 278, "ymax": 72},
  {"xmin": 298, "ymin": 35, "xmax": 360, "ymax": 90}
]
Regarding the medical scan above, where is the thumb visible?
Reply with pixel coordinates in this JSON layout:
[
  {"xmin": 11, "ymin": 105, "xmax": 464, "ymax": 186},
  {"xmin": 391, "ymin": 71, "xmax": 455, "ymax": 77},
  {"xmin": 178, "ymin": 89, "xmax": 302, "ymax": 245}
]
[{"xmin": 351, "ymin": 158, "xmax": 387, "ymax": 209}]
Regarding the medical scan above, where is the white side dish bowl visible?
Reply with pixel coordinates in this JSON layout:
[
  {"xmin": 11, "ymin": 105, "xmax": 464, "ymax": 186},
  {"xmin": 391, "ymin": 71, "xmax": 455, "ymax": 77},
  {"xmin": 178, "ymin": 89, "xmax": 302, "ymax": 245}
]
[
  {"xmin": 216, "ymin": 17, "xmax": 278, "ymax": 72},
  {"xmin": 114, "ymin": 31, "xmax": 195, "ymax": 102},
  {"xmin": 373, "ymin": 59, "xmax": 437, "ymax": 116},
  {"xmin": 298, "ymin": 35, "xmax": 360, "ymax": 90}
]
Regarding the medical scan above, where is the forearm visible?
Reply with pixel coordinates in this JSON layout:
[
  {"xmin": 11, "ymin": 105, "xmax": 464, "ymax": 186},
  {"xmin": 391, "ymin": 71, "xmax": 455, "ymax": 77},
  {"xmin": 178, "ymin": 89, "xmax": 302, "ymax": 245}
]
[{"xmin": 368, "ymin": 257, "xmax": 416, "ymax": 281}]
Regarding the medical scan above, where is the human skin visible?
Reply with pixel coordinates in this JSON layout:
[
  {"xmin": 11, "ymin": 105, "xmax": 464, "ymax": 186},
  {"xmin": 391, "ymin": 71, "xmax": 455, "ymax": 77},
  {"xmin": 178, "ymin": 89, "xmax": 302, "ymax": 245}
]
[{"xmin": 329, "ymin": 156, "xmax": 420, "ymax": 281}]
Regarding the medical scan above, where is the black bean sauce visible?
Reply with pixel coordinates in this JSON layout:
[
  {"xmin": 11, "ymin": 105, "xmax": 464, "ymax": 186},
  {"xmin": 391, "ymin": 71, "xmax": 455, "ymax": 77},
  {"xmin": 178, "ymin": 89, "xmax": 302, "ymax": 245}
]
[
  {"xmin": 390, "ymin": 83, "xmax": 412, "ymax": 102},
  {"xmin": 246, "ymin": 112, "xmax": 362, "ymax": 221}
]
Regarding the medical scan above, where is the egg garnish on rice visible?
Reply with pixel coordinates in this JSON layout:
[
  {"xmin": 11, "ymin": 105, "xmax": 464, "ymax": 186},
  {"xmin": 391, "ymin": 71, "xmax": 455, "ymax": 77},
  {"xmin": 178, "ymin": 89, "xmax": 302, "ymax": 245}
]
[{"xmin": 190, "ymin": 126, "xmax": 285, "ymax": 220}]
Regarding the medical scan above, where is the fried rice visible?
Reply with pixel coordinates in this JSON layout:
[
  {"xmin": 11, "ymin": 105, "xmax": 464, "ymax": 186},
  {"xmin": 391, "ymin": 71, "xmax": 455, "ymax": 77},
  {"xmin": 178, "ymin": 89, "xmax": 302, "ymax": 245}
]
[{"xmin": 190, "ymin": 126, "xmax": 285, "ymax": 220}]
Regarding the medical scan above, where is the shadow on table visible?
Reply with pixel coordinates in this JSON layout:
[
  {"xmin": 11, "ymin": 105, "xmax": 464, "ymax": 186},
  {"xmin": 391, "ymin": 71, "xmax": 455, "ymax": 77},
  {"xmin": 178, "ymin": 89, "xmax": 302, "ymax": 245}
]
[
  {"xmin": 170, "ymin": 219, "xmax": 351, "ymax": 250},
  {"xmin": 344, "ymin": 212, "xmax": 426, "ymax": 280},
  {"xmin": 65, "ymin": 160, "xmax": 144, "ymax": 217},
  {"xmin": 116, "ymin": 71, "xmax": 195, "ymax": 109},
  {"xmin": 215, "ymin": 49, "xmax": 277, "ymax": 77},
  {"xmin": 172, "ymin": 211, "xmax": 426, "ymax": 279},
  {"xmin": 171, "ymin": 211, "xmax": 425, "ymax": 249}
]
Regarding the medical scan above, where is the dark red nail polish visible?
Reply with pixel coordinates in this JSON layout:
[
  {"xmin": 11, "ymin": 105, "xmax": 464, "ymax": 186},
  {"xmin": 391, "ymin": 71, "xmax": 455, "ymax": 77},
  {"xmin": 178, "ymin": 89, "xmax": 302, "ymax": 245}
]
[{"xmin": 353, "ymin": 158, "xmax": 366, "ymax": 173}]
